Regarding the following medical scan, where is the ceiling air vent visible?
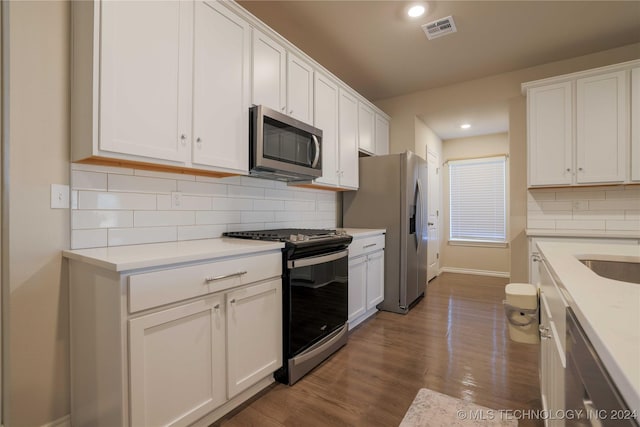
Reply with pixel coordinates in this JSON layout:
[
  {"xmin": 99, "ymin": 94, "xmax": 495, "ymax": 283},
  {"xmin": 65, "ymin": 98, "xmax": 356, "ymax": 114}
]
[{"xmin": 421, "ymin": 16, "xmax": 457, "ymax": 40}]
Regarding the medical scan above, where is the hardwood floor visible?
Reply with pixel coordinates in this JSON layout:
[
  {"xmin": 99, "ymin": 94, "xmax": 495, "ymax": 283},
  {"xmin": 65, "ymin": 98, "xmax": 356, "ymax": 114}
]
[{"xmin": 216, "ymin": 273, "xmax": 543, "ymax": 426}]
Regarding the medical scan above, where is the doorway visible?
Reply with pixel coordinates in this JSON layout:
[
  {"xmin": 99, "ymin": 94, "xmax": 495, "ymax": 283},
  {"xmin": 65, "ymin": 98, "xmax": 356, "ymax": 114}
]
[{"xmin": 426, "ymin": 149, "xmax": 440, "ymax": 281}]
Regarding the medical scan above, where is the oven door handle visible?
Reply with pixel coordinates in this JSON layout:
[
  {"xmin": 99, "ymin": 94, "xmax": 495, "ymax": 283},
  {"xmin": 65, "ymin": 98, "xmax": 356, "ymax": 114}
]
[{"xmin": 287, "ymin": 250, "xmax": 348, "ymax": 269}]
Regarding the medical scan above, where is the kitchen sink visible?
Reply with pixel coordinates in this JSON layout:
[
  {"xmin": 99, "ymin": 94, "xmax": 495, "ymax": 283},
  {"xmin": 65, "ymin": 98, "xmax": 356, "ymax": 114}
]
[{"xmin": 579, "ymin": 259, "xmax": 640, "ymax": 284}]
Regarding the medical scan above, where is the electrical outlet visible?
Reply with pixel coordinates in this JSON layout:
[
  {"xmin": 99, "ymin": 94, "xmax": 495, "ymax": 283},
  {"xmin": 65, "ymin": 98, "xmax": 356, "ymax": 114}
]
[
  {"xmin": 171, "ymin": 192, "xmax": 182, "ymax": 209},
  {"xmin": 51, "ymin": 184, "xmax": 70, "ymax": 209}
]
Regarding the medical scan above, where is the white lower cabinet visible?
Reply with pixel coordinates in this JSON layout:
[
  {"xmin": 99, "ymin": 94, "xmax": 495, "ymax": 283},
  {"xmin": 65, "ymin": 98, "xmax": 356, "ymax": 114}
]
[
  {"xmin": 226, "ymin": 279, "xmax": 282, "ymax": 398},
  {"xmin": 129, "ymin": 295, "xmax": 227, "ymax": 427},
  {"xmin": 538, "ymin": 258, "xmax": 567, "ymax": 427},
  {"xmin": 69, "ymin": 250, "xmax": 282, "ymax": 427},
  {"xmin": 348, "ymin": 233, "xmax": 385, "ymax": 329}
]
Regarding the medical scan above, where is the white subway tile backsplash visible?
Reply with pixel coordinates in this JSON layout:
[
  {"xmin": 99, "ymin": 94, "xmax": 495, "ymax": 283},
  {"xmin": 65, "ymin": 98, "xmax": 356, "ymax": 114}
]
[
  {"xmin": 72, "ymin": 170, "xmax": 107, "ymax": 191},
  {"xmin": 228, "ymin": 185, "xmax": 264, "ymax": 199},
  {"xmin": 285, "ymin": 200, "xmax": 316, "ymax": 211},
  {"xmin": 108, "ymin": 227, "xmax": 177, "ymax": 246},
  {"xmin": 555, "ymin": 191, "xmax": 606, "ymax": 200},
  {"xmin": 555, "ymin": 220, "xmax": 606, "ymax": 230},
  {"xmin": 589, "ymin": 199, "xmax": 640, "ymax": 211},
  {"xmin": 527, "ymin": 186, "xmax": 640, "ymax": 236},
  {"xmin": 211, "ymin": 197, "xmax": 253, "ymax": 211},
  {"xmin": 241, "ymin": 211, "xmax": 275, "ymax": 223},
  {"xmin": 72, "ymin": 210, "xmax": 133, "ymax": 229},
  {"xmin": 70, "ymin": 163, "xmax": 339, "ymax": 249},
  {"xmin": 253, "ymin": 199, "xmax": 285, "ymax": 211},
  {"xmin": 606, "ymin": 220, "xmax": 640, "ymax": 231},
  {"xmin": 196, "ymin": 211, "xmax": 242, "ymax": 225},
  {"xmin": 134, "ymin": 211, "xmax": 195, "ymax": 227},
  {"xmin": 78, "ymin": 191, "xmax": 157, "ymax": 210},
  {"xmin": 109, "ymin": 174, "xmax": 177, "ymax": 193},
  {"xmin": 265, "ymin": 188, "xmax": 296, "ymax": 200},
  {"xmin": 178, "ymin": 224, "xmax": 227, "ymax": 241},
  {"xmin": 71, "ymin": 229, "xmax": 108, "ymax": 249},
  {"xmin": 177, "ymin": 180, "xmax": 227, "ymax": 196}
]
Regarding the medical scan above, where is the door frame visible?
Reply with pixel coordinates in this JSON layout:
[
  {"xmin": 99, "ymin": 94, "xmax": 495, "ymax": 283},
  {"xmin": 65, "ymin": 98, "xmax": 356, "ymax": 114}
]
[
  {"xmin": 1, "ymin": 1, "xmax": 9, "ymax": 424},
  {"xmin": 426, "ymin": 147, "xmax": 440, "ymax": 281}
]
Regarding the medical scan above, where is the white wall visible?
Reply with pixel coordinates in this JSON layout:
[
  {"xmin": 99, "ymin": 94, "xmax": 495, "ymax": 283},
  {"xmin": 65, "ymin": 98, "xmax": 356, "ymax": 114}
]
[
  {"xmin": 71, "ymin": 164, "xmax": 339, "ymax": 249},
  {"xmin": 9, "ymin": 1, "xmax": 70, "ymax": 425}
]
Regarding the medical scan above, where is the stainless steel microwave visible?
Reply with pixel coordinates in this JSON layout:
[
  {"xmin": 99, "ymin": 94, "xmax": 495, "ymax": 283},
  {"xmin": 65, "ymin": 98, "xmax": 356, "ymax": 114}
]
[{"xmin": 249, "ymin": 105, "xmax": 323, "ymax": 182}]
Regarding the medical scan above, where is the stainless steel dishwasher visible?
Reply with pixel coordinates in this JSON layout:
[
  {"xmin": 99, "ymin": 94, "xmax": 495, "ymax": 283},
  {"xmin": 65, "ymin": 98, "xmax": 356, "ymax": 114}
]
[{"xmin": 565, "ymin": 307, "xmax": 638, "ymax": 426}]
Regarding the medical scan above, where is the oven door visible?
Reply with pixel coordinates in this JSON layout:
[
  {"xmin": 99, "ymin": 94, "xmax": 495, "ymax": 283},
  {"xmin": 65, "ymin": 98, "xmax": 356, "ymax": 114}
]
[{"xmin": 287, "ymin": 249, "xmax": 348, "ymax": 357}]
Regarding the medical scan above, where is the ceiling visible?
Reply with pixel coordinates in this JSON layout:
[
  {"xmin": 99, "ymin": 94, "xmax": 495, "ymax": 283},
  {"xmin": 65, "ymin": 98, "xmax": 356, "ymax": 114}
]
[{"xmin": 238, "ymin": 1, "xmax": 640, "ymax": 140}]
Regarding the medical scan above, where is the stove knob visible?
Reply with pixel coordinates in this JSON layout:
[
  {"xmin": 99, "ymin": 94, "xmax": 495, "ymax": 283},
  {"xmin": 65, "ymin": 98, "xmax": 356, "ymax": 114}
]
[{"xmin": 289, "ymin": 234, "xmax": 297, "ymax": 242}]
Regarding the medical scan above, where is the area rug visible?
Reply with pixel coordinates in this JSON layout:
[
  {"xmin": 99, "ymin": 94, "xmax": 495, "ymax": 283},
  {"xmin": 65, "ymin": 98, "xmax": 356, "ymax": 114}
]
[{"xmin": 399, "ymin": 388, "xmax": 518, "ymax": 426}]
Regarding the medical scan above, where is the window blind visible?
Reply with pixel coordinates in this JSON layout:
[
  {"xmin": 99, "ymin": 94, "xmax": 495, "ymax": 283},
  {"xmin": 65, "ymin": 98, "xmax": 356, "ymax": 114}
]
[{"xmin": 449, "ymin": 156, "xmax": 506, "ymax": 243}]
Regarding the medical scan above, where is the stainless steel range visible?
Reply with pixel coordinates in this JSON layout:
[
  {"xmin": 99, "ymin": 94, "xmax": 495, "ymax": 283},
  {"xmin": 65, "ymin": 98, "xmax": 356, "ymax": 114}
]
[{"xmin": 224, "ymin": 228, "xmax": 352, "ymax": 384}]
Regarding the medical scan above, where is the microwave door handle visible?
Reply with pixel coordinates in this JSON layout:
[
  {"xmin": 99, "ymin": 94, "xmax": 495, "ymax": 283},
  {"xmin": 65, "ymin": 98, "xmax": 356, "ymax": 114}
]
[{"xmin": 311, "ymin": 135, "xmax": 320, "ymax": 168}]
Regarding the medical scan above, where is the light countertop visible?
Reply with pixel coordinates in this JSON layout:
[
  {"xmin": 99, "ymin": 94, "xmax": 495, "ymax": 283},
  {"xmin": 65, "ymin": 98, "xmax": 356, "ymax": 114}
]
[
  {"xmin": 537, "ymin": 241, "xmax": 640, "ymax": 411},
  {"xmin": 339, "ymin": 228, "xmax": 386, "ymax": 238},
  {"xmin": 62, "ymin": 238, "xmax": 285, "ymax": 272},
  {"xmin": 527, "ymin": 229, "xmax": 640, "ymax": 239}
]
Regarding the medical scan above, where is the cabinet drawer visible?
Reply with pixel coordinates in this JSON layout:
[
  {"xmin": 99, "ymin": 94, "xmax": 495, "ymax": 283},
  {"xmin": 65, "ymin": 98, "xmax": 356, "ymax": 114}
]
[
  {"xmin": 129, "ymin": 252, "xmax": 282, "ymax": 313},
  {"xmin": 349, "ymin": 234, "xmax": 385, "ymax": 258}
]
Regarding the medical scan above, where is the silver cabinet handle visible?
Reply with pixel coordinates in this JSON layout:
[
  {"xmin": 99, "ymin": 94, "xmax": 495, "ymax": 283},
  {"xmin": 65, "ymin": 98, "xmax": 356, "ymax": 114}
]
[
  {"xmin": 428, "ymin": 222, "xmax": 434, "ymax": 226},
  {"xmin": 281, "ymin": 106, "xmax": 286, "ymax": 112},
  {"xmin": 363, "ymin": 243, "xmax": 377, "ymax": 249},
  {"xmin": 180, "ymin": 134, "xmax": 187, "ymax": 144},
  {"xmin": 205, "ymin": 271, "xmax": 247, "ymax": 283},
  {"xmin": 229, "ymin": 299, "xmax": 236, "ymax": 304},
  {"xmin": 289, "ymin": 110, "xmax": 293, "ymax": 115},
  {"xmin": 538, "ymin": 324, "xmax": 551, "ymax": 339},
  {"xmin": 532, "ymin": 254, "xmax": 541, "ymax": 262},
  {"xmin": 214, "ymin": 303, "xmax": 220, "ymax": 310}
]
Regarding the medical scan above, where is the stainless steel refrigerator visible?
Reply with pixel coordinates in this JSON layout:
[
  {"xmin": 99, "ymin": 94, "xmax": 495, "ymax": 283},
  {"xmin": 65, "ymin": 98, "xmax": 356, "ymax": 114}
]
[{"xmin": 343, "ymin": 151, "xmax": 428, "ymax": 314}]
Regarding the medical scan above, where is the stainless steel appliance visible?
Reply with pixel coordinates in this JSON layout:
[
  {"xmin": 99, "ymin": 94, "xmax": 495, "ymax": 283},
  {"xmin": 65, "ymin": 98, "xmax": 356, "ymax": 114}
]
[
  {"xmin": 565, "ymin": 308, "xmax": 638, "ymax": 426},
  {"xmin": 249, "ymin": 105, "xmax": 323, "ymax": 182},
  {"xmin": 343, "ymin": 151, "xmax": 428, "ymax": 313},
  {"xmin": 223, "ymin": 228, "xmax": 352, "ymax": 385}
]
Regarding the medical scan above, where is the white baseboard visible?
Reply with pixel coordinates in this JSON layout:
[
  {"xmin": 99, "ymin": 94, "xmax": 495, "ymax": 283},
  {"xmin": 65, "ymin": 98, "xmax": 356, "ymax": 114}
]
[
  {"xmin": 40, "ymin": 415, "xmax": 70, "ymax": 427},
  {"xmin": 439, "ymin": 267, "xmax": 510, "ymax": 279}
]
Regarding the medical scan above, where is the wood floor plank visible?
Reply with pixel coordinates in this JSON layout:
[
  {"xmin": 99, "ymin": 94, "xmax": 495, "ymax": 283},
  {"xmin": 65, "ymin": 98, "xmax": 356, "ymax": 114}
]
[{"xmin": 216, "ymin": 273, "xmax": 543, "ymax": 426}]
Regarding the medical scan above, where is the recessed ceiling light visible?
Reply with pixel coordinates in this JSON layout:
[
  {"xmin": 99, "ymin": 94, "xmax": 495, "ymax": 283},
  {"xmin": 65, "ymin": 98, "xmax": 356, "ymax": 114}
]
[
  {"xmin": 407, "ymin": 5, "xmax": 426, "ymax": 18},
  {"xmin": 460, "ymin": 123, "xmax": 471, "ymax": 129}
]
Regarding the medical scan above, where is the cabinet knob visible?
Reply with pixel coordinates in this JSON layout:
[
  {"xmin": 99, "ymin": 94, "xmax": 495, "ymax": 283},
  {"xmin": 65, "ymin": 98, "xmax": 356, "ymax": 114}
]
[
  {"xmin": 230, "ymin": 299, "xmax": 236, "ymax": 304},
  {"xmin": 289, "ymin": 110, "xmax": 293, "ymax": 115},
  {"xmin": 196, "ymin": 137, "xmax": 202, "ymax": 144},
  {"xmin": 180, "ymin": 134, "xmax": 187, "ymax": 144},
  {"xmin": 214, "ymin": 304, "xmax": 220, "ymax": 310},
  {"xmin": 566, "ymin": 168, "xmax": 570, "ymax": 172},
  {"xmin": 578, "ymin": 167, "xmax": 583, "ymax": 171},
  {"xmin": 281, "ymin": 106, "xmax": 286, "ymax": 112}
]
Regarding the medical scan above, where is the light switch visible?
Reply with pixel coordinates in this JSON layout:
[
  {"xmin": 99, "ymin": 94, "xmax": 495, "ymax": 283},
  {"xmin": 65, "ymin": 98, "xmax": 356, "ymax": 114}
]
[{"xmin": 51, "ymin": 184, "xmax": 70, "ymax": 209}]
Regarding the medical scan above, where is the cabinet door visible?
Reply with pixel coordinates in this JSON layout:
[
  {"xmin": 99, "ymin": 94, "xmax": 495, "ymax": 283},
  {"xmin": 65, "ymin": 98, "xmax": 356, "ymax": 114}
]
[
  {"xmin": 287, "ymin": 53, "xmax": 314, "ymax": 124},
  {"xmin": 339, "ymin": 88, "xmax": 359, "ymax": 189},
  {"xmin": 632, "ymin": 68, "xmax": 640, "ymax": 182},
  {"xmin": 129, "ymin": 295, "xmax": 226, "ymax": 427},
  {"xmin": 366, "ymin": 251, "xmax": 385, "ymax": 309},
  {"xmin": 375, "ymin": 114, "xmax": 390, "ymax": 155},
  {"xmin": 252, "ymin": 28, "xmax": 286, "ymax": 112},
  {"xmin": 99, "ymin": 1, "xmax": 191, "ymax": 163},
  {"xmin": 527, "ymin": 82, "xmax": 573, "ymax": 186},
  {"xmin": 192, "ymin": 1, "xmax": 249, "ymax": 172},
  {"xmin": 314, "ymin": 72, "xmax": 339, "ymax": 187},
  {"xmin": 358, "ymin": 102, "xmax": 376, "ymax": 154},
  {"xmin": 348, "ymin": 256, "xmax": 367, "ymax": 325},
  {"xmin": 576, "ymin": 70, "xmax": 627, "ymax": 183},
  {"xmin": 227, "ymin": 279, "xmax": 282, "ymax": 398}
]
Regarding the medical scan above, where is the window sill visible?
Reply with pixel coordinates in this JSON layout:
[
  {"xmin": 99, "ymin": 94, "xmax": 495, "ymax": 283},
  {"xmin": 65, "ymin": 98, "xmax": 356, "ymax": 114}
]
[{"xmin": 448, "ymin": 240, "xmax": 509, "ymax": 248}]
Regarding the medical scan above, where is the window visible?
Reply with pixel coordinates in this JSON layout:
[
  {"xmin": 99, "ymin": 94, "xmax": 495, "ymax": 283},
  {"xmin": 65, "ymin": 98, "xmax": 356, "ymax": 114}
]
[{"xmin": 449, "ymin": 156, "xmax": 506, "ymax": 243}]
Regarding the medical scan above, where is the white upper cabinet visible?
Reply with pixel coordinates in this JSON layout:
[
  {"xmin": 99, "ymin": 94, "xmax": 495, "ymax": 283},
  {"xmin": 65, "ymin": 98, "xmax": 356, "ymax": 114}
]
[
  {"xmin": 523, "ymin": 60, "xmax": 639, "ymax": 187},
  {"xmin": 287, "ymin": 53, "xmax": 314, "ymax": 124},
  {"xmin": 632, "ymin": 68, "xmax": 640, "ymax": 182},
  {"xmin": 251, "ymin": 28, "xmax": 286, "ymax": 112},
  {"xmin": 576, "ymin": 70, "xmax": 627, "ymax": 184},
  {"xmin": 358, "ymin": 102, "xmax": 376, "ymax": 155},
  {"xmin": 339, "ymin": 89, "xmax": 360, "ymax": 190},
  {"xmin": 192, "ymin": 1, "xmax": 250, "ymax": 171},
  {"xmin": 72, "ymin": 0, "xmax": 249, "ymax": 175},
  {"xmin": 313, "ymin": 72, "xmax": 340, "ymax": 187},
  {"xmin": 98, "ymin": 1, "xmax": 191, "ymax": 163},
  {"xmin": 527, "ymin": 82, "xmax": 573, "ymax": 186},
  {"xmin": 375, "ymin": 114, "xmax": 390, "ymax": 155}
]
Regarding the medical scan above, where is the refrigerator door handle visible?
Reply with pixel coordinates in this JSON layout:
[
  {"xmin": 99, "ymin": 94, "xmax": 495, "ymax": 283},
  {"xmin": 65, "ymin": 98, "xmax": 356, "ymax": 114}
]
[{"xmin": 416, "ymin": 179, "xmax": 424, "ymax": 250}]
